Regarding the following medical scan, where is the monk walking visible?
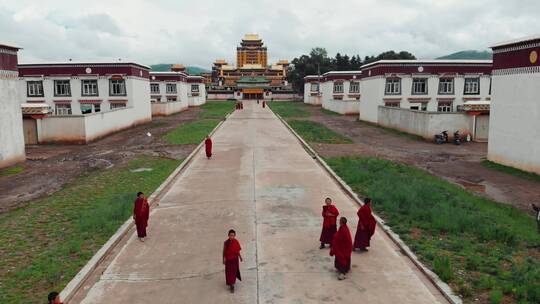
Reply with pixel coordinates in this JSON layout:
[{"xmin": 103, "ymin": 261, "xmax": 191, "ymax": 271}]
[
  {"xmin": 262, "ymin": 100, "xmax": 266, "ymax": 108},
  {"xmin": 133, "ymin": 192, "xmax": 149, "ymax": 242},
  {"xmin": 354, "ymin": 198, "xmax": 376, "ymax": 251},
  {"xmin": 330, "ymin": 217, "xmax": 353, "ymax": 280},
  {"xmin": 205, "ymin": 135, "xmax": 213, "ymax": 159},
  {"xmin": 320, "ymin": 197, "xmax": 339, "ymax": 249},
  {"xmin": 223, "ymin": 229, "xmax": 243, "ymax": 293}
]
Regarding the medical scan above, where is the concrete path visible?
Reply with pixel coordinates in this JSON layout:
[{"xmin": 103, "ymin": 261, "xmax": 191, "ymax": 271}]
[{"xmin": 79, "ymin": 101, "xmax": 448, "ymax": 304}]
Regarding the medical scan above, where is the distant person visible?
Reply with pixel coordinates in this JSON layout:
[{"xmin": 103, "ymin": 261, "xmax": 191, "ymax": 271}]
[
  {"xmin": 262, "ymin": 100, "xmax": 266, "ymax": 108},
  {"xmin": 240, "ymin": 101, "xmax": 244, "ymax": 110},
  {"xmin": 223, "ymin": 229, "xmax": 243, "ymax": 293},
  {"xmin": 320, "ymin": 197, "xmax": 339, "ymax": 249},
  {"xmin": 133, "ymin": 192, "xmax": 149, "ymax": 242},
  {"xmin": 533, "ymin": 203, "xmax": 540, "ymax": 233},
  {"xmin": 354, "ymin": 198, "xmax": 377, "ymax": 251},
  {"xmin": 257, "ymin": 99, "xmax": 260, "ymax": 104},
  {"xmin": 48, "ymin": 291, "xmax": 63, "ymax": 304},
  {"xmin": 330, "ymin": 217, "xmax": 353, "ymax": 280},
  {"xmin": 205, "ymin": 135, "xmax": 213, "ymax": 159}
]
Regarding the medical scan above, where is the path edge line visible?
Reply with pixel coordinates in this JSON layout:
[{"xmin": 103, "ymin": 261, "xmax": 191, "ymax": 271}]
[
  {"xmin": 272, "ymin": 110, "xmax": 462, "ymax": 304},
  {"xmin": 60, "ymin": 114, "xmax": 231, "ymax": 303}
]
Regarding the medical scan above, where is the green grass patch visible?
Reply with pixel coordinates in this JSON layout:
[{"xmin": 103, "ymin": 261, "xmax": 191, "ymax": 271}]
[
  {"xmin": 320, "ymin": 108, "xmax": 341, "ymax": 116},
  {"xmin": 268, "ymin": 101, "xmax": 311, "ymax": 118},
  {"xmin": 325, "ymin": 156, "xmax": 540, "ymax": 303},
  {"xmin": 0, "ymin": 156, "xmax": 181, "ymax": 303},
  {"xmin": 162, "ymin": 119, "xmax": 220, "ymax": 144},
  {"xmin": 288, "ymin": 120, "xmax": 352, "ymax": 144},
  {"xmin": 482, "ymin": 160, "xmax": 540, "ymax": 183},
  {"xmin": 0, "ymin": 165, "xmax": 24, "ymax": 176},
  {"xmin": 358, "ymin": 120, "xmax": 425, "ymax": 141},
  {"xmin": 198, "ymin": 101, "xmax": 236, "ymax": 119}
]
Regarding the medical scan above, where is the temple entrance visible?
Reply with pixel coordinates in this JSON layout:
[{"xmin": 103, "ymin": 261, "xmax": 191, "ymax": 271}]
[{"xmin": 242, "ymin": 88, "xmax": 264, "ymax": 100}]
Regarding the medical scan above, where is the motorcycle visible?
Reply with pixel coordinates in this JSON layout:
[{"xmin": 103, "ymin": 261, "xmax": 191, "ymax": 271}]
[
  {"xmin": 434, "ymin": 130, "xmax": 449, "ymax": 144},
  {"xmin": 453, "ymin": 131, "xmax": 461, "ymax": 145}
]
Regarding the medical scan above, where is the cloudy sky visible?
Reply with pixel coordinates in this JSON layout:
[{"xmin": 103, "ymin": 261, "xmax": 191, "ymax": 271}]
[{"xmin": 1, "ymin": 0, "xmax": 539, "ymax": 68}]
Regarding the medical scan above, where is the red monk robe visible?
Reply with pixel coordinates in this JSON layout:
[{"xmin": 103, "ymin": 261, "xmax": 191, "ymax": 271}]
[
  {"xmin": 262, "ymin": 100, "xmax": 266, "ymax": 108},
  {"xmin": 223, "ymin": 239, "xmax": 242, "ymax": 286},
  {"xmin": 354, "ymin": 203, "xmax": 376, "ymax": 250},
  {"xmin": 205, "ymin": 137, "xmax": 213, "ymax": 159},
  {"xmin": 133, "ymin": 197, "xmax": 149, "ymax": 238},
  {"xmin": 320, "ymin": 204, "xmax": 339, "ymax": 245},
  {"xmin": 330, "ymin": 223, "xmax": 353, "ymax": 274}
]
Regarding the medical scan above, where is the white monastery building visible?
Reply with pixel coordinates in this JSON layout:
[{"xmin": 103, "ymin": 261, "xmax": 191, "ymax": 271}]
[
  {"xmin": 150, "ymin": 71, "xmax": 190, "ymax": 116},
  {"xmin": 488, "ymin": 35, "xmax": 540, "ymax": 174},
  {"xmin": 186, "ymin": 75, "xmax": 206, "ymax": 106},
  {"xmin": 17, "ymin": 62, "xmax": 152, "ymax": 144},
  {"xmin": 304, "ymin": 71, "xmax": 362, "ymax": 115},
  {"xmin": 0, "ymin": 44, "xmax": 25, "ymax": 168}
]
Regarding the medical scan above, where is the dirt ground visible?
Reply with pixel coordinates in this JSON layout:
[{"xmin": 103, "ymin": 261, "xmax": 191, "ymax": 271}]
[
  {"xmin": 0, "ymin": 109, "xmax": 202, "ymax": 214},
  {"xmin": 304, "ymin": 106, "xmax": 540, "ymax": 214}
]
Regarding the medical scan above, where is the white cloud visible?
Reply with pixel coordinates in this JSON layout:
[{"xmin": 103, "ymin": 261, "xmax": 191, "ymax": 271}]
[{"xmin": 1, "ymin": 0, "xmax": 539, "ymax": 68}]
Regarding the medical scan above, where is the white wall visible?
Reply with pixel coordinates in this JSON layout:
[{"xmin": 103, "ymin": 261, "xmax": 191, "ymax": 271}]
[
  {"xmin": 150, "ymin": 81, "xmax": 189, "ymax": 116},
  {"xmin": 0, "ymin": 73, "xmax": 25, "ymax": 168},
  {"xmin": 151, "ymin": 101, "xmax": 187, "ymax": 116},
  {"xmin": 303, "ymin": 82, "xmax": 321, "ymax": 105},
  {"xmin": 359, "ymin": 77, "xmax": 385, "ymax": 123},
  {"xmin": 488, "ymin": 73, "xmax": 540, "ymax": 174},
  {"xmin": 188, "ymin": 83, "xmax": 206, "ymax": 106},
  {"xmin": 377, "ymin": 106, "xmax": 473, "ymax": 139},
  {"xmin": 322, "ymin": 99, "xmax": 360, "ymax": 115}
]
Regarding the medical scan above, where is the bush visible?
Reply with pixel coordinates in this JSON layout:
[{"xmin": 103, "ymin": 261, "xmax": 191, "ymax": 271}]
[
  {"xmin": 489, "ymin": 289, "xmax": 503, "ymax": 304},
  {"xmin": 434, "ymin": 255, "xmax": 453, "ymax": 282}
]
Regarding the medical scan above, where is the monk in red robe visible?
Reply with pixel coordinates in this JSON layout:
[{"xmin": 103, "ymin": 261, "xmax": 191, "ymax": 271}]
[
  {"xmin": 330, "ymin": 217, "xmax": 353, "ymax": 280},
  {"xmin": 133, "ymin": 192, "xmax": 149, "ymax": 242},
  {"xmin": 262, "ymin": 100, "xmax": 266, "ymax": 108},
  {"xmin": 205, "ymin": 135, "xmax": 212, "ymax": 159},
  {"xmin": 320, "ymin": 197, "xmax": 339, "ymax": 249},
  {"xmin": 354, "ymin": 198, "xmax": 376, "ymax": 251},
  {"xmin": 223, "ymin": 229, "xmax": 243, "ymax": 293}
]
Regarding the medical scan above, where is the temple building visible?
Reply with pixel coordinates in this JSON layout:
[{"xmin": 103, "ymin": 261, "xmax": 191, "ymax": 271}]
[{"xmin": 207, "ymin": 34, "xmax": 295, "ymax": 100}]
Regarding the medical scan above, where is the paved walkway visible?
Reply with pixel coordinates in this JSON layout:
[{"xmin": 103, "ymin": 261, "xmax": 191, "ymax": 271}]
[{"xmin": 79, "ymin": 101, "xmax": 448, "ymax": 303}]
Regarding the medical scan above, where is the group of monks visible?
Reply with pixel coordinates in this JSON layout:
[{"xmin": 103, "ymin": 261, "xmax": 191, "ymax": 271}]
[{"xmin": 320, "ymin": 197, "xmax": 376, "ymax": 280}]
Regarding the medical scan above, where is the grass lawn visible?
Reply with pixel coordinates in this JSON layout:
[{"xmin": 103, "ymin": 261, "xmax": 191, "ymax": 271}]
[
  {"xmin": 198, "ymin": 101, "xmax": 236, "ymax": 119},
  {"xmin": 0, "ymin": 165, "xmax": 24, "ymax": 176},
  {"xmin": 268, "ymin": 101, "xmax": 311, "ymax": 118},
  {"xmin": 0, "ymin": 156, "xmax": 181, "ymax": 304},
  {"xmin": 482, "ymin": 160, "xmax": 540, "ymax": 183},
  {"xmin": 288, "ymin": 120, "xmax": 352, "ymax": 144},
  {"xmin": 325, "ymin": 156, "xmax": 540, "ymax": 304},
  {"xmin": 163, "ymin": 101, "xmax": 236, "ymax": 144}
]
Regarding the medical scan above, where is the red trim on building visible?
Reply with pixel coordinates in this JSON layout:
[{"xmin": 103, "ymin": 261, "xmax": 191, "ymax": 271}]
[
  {"xmin": 26, "ymin": 100, "xmax": 45, "ymax": 103},
  {"xmin": 361, "ymin": 63, "xmax": 492, "ymax": 78},
  {"xmin": 463, "ymin": 97, "xmax": 481, "ymax": 101},
  {"xmin": 408, "ymin": 97, "xmax": 431, "ymax": 103},
  {"xmin": 436, "ymin": 97, "xmax": 455, "ymax": 102},
  {"xmin": 150, "ymin": 74, "xmax": 187, "ymax": 82},
  {"xmin": 383, "ymin": 98, "xmax": 402, "ymax": 102},
  {"xmin": 108, "ymin": 99, "xmax": 128, "ymax": 103},
  {"xmin": 0, "ymin": 53, "xmax": 18, "ymax": 71},
  {"xmin": 18, "ymin": 63, "xmax": 150, "ymax": 78},
  {"xmin": 79, "ymin": 99, "xmax": 102, "ymax": 104},
  {"xmin": 492, "ymin": 46, "xmax": 540, "ymax": 70},
  {"xmin": 53, "ymin": 100, "xmax": 72, "ymax": 104}
]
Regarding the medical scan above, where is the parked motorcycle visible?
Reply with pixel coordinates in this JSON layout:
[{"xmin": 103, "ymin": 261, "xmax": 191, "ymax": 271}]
[
  {"xmin": 434, "ymin": 131, "xmax": 449, "ymax": 144},
  {"xmin": 453, "ymin": 131, "xmax": 461, "ymax": 145}
]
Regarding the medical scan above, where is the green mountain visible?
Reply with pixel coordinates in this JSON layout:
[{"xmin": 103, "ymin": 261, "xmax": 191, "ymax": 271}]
[
  {"xmin": 436, "ymin": 50, "xmax": 492, "ymax": 60},
  {"xmin": 149, "ymin": 64, "xmax": 210, "ymax": 75}
]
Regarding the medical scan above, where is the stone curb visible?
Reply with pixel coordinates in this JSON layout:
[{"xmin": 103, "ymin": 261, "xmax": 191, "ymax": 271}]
[
  {"xmin": 272, "ymin": 110, "xmax": 462, "ymax": 304},
  {"xmin": 61, "ymin": 113, "xmax": 231, "ymax": 303}
]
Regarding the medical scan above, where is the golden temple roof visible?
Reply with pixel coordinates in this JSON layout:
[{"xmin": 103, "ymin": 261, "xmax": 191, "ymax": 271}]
[{"xmin": 243, "ymin": 34, "xmax": 260, "ymax": 41}]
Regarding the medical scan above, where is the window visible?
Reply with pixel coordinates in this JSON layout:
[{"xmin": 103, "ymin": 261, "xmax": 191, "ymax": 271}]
[
  {"xmin": 464, "ymin": 78, "xmax": 480, "ymax": 95},
  {"xmin": 385, "ymin": 78, "xmax": 401, "ymax": 95},
  {"xmin": 166, "ymin": 83, "xmax": 177, "ymax": 94},
  {"xmin": 167, "ymin": 96, "xmax": 177, "ymax": 102},
  {"xmin": 110, "ymin": 80, "xmax": 126, "ymax": 96},
  {"xmin": 333, "ymin": 82, "xmax": 344, "ymax": 93},
  {"xmin": 150, "ymin": 83, "xmax": 160, "ymax": 94},
  {"xmin": 385, "ymin": 102, "xmax": 400, "ymax": 107},
  {"xmin": 191, "ymin": 84, "xmax": 199, "ymax": 92},
  {"xmin": 438, "ymin": 102, "xmax": 452, "ymax": 112},
  {"xmin": 54, "ymin": 80, "xmax": 71, "ymax": 96},
  {"xmin": 412, "ymin": 78, "xmax": 428, "ymax": 95},
  {"xmin": 55, "ymin": 104, "xmax": 72, "ymax": 115},
  {"xmin": 438, "ymin": 78, "xmax": 454, "ymax": 95},
  {"xmin": 80, "ymin": 103, "xmax": 100, "ymax": 114},
  {"xmin": 27, "ymin": 81, "xmax": 44, "ymax": 97},
  {"xmin": 110, "ymin": 103, "xmax": 126, "ymax": 110},
  {"xmin": 81, "ymin": 80, "xmax": 98, "ymax": 96},
  {"xmin": 349, "ymin": 81, "xmax": 360, "ymax": 93},
  {"xmin": 410, "ymin": 103, "xmax": 427, "ymax": 111},
  {"xmin": 310, "ymin": 83, "xmax": 319, "ymax": 92}
]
